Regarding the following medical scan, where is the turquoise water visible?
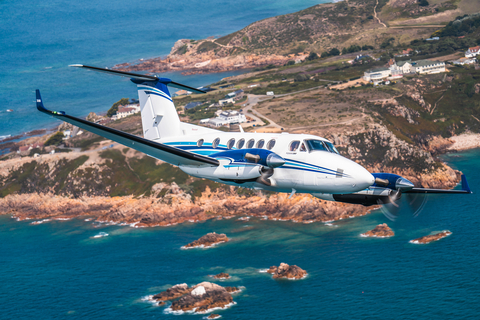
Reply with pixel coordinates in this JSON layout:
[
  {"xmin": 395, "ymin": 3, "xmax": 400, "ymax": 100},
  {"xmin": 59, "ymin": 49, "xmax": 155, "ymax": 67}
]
[
  {"xmin": 0, "ymin": 0, "xmax": 326, "ymax": 138},
  {"xmin": 1, "ymin": 149, "xmax": 479, "ymax": 319}
]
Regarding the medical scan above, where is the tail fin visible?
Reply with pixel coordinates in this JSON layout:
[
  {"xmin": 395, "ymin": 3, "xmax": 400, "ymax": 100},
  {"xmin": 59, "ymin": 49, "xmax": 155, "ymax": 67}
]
[
  {"xmin": 69, "ymin": 64, "xmax": 206, "ymax": 140},
  {"xmin": 461, "ymin": 174, "xmax": 472, "ymax": 193}
]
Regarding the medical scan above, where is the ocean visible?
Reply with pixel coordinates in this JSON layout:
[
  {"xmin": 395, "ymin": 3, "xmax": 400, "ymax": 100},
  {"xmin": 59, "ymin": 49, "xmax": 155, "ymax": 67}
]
[
  {"xmin": 0, "ymin": 149, "xmax": 479, "ymax": 319},
  {"xmin": 0, "ymin": 0, "xmax": 326, "ymax": 139}
]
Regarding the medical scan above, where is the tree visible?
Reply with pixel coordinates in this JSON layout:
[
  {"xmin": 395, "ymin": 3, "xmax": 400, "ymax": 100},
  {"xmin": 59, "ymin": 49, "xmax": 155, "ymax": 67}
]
[
  {"xmin": 107, "ymin": 98, "xmax": 130, "ymax": 117},
  {"xmin": 306, "ymin": 52, "xmax": 319, "ymax": 61},
  {"xmin": 45, "ymin": 131, "xmax": 65, "ymax": 146},
  {"xmin": 285, "ymin": 60, "xmax": 295, "ymax": 66},
  {"xmin": 321, "ymin": 51, "xmax": 329, "ymax": 58},
  {"xmin": 418, "ymin": 0, "xmax": 429, "ymax": 6},
  {"xmin": 329, "ymin": 48, "xmax": 340, "ymax": 56},
  {"xmin": 294, "ymin": 74, "xmax": 309, "ymax": 82}
]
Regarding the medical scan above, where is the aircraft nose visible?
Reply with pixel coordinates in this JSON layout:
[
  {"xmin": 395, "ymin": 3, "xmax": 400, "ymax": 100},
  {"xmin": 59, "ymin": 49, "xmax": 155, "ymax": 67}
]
[{"xmin": 347, "ymin": 161, "xmax": 374, "ymax": 191}]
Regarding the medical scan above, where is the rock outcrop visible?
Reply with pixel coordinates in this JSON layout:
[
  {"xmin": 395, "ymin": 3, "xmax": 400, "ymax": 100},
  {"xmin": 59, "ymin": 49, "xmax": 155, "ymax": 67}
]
[
  {"xmin": 410, "ymin": 231, "xmax": 452, "ymax": 244},
  {"xmin": 361, "ymin": 223, "xmax": 394, "ymax": 238},
  {"xmin": 169, "ymin": 282, "xmax": 234, "ymax": 313},
  {"xmin": 213, "ymin": 272, "xmax": 230, "ymax": 280},
  {"xmin": 208, "ymin": 314, "xmax": 221, "ymax": 319},
  {"xmin": 266, "ymin": 263, "xmax": 307, "ymax": 280},
  {"xmin": 182, "ymin": 233, "xmax": 229, "ymax": 249},
  {"xmin": 152, "ymin": 283, "xmax": 191, "ymax": 302}
]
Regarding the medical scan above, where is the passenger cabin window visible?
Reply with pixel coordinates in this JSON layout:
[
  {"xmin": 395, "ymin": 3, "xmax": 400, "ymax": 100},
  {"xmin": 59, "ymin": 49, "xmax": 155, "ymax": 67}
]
[
  {"xmin": 289, "ymin": 140, "xmax": 300, "ymax": 152},
  {"xmin": 256, "ymin": 139, "xmax": 265, "ymax": 149},
  {"xmin": 305, "ymin": 139, "xmax": 328, "ymax": 152},
  {"xmin": 266, "ymin": 139, "xmax": 276, "ymax": 150},
  {"xmin": 237, "ymin": 138, "xmax": 245, "ymax": 149},
  {"xmin": 246, "ymin": 139, "xmax": 255, "ymax": 149},
  {"xmin": 324, "ymin": 141, "xmax": 339, "ymax": 154},
  {"xmin": 197, "ymin": 139, "xmax": 204, "ymax": 147},
  {"xmin": 212, "ymin": 138, "xmax": 220, "ymax": 149},
  {"xmin": 227, "ymin": 138, "xmax": 235, "ymax": 149}
]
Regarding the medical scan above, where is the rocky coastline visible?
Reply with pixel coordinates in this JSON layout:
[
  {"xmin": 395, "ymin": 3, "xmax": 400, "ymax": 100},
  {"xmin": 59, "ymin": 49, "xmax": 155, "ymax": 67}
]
[
  {"xmin": 361, "ymin": 223, "xmax": 395, "ymax": 238},
  {"xmin": 409, "ymin": 231, "xmax": 452, "ymax": 244}
]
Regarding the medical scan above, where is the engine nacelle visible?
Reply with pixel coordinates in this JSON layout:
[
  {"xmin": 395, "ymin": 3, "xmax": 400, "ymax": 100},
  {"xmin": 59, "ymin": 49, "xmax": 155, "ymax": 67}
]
[
  {"xmin": 179, "ymin": 163, "xmax": 262, "ymax": 181},
  {"xmin": 210, "ymin": 149, "xmax": 285, "ymax": 168}
]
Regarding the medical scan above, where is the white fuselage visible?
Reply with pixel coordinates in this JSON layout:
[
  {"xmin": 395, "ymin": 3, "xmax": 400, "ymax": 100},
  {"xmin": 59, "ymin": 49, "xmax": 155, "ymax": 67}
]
[{"xmin": 159, "ymin": 125, "xmax": 374, "ymax": 195}]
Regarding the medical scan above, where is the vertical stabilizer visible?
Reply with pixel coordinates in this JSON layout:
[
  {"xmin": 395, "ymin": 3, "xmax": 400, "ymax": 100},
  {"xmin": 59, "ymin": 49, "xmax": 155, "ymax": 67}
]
[{"xmin": 133, "ymin": 79, "xmax": 182, "ymax": 140}]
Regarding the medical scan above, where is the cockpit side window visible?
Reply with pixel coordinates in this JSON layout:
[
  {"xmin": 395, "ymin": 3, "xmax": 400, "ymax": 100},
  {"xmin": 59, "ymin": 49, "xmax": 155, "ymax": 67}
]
[
  {"xmin": 324, "ymin": 141, "xmax": 339, "ymax": 154},
  {"xmin": 300, "ymin": 143, "xmax": 307, "ymax": 152},
  {"xmin": 289, "ymin": 140, "xmax": 300, "ymax": 152},
  {"xmin": 305, "ymin": 139, "xmax": 328, "ymax": 152}
]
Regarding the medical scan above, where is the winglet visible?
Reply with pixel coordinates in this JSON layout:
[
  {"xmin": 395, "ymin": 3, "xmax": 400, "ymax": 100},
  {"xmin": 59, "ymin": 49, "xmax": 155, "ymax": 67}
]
[
  {"xmin": 36, "ymin": 89, "xmax": 47, "ymax": 112},
  {"xmin": 461, "ymin": 174, "xmax": 472, "ymax": 193}
]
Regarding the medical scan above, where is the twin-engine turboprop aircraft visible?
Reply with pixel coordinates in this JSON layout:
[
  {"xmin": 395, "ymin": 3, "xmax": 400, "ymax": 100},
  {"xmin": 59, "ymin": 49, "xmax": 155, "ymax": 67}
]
[{"xmin": 36, "ymin": 65, "xmax": 471, "ymax": 215}]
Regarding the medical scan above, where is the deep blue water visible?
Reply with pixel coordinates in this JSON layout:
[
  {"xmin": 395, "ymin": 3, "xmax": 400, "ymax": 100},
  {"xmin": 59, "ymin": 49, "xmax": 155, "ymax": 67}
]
[
  {"xmin": 1, "ymin": 149, "xmax": 479, "ymax": 319},
  {"xmin": 0, "ymin": 0, "xmax": 326, "ymax": 138}
]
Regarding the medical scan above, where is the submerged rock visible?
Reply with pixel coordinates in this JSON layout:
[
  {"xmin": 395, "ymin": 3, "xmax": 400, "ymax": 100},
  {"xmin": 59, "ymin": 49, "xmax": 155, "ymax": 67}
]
[
  {"xmin": 152, "ymin": 283, "xmax": 191, "ymax": 302},
  {"xmin": 361, "ymin": 223, "xmax": 394, "ymax": 238},
  {"xmin": 208, "ymin": 314, "xmax": 221, "ymax": 319},
  {"xmin": 410, "ymin": 231, "xmax": 452, "ymax": 244},
  {"xmin": 183, "ymin": 232, "xmax": 229, "ymax": 249},
  {"xmin": 170, "ymin": 282, "xmax": 234, "ymax": 313},
  {"xmin": 213, "ymin": 272, "xmax": 230, "ymax": 279},
  {"xmin": 267, "ymin": 263, "xmax": 307, "ymax": 280}
]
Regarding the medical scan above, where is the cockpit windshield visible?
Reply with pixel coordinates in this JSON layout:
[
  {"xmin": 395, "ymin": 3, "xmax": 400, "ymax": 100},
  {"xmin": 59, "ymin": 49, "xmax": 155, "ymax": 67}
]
[
  {"xmin": 305, "ymin": 139, "xmax": 339, "ymax": 154},
  {"xmin": 324, "ymin": 141, "xmax": 339, "ymax": 154}
]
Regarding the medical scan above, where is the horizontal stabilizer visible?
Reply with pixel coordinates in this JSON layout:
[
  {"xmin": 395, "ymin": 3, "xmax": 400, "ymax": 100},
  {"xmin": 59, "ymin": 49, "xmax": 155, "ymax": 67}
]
[
  {"xmin": 35, "ymin": 90, "xmax": 218, "ymax": 167},
  {"xmin": 405, "ymin": 174, "xmax": 472, "ymax": 194},
  {"xmin": 69, "ymin": 64, "xmax": 206, "ymax": 94}
]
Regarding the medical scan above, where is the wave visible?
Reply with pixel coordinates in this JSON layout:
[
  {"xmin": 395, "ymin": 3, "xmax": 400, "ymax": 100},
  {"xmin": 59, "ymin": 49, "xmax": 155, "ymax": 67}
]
[
  {"xmin": 0, "ymin": 134, "xmax": 11, "ymax": 140},
  {"xmin": 164, "ymin": 302, "xmax": 236, "ymax": 315},
  {"xmin": 181, "ymin": 241, "xmax": 226, "ymax": 250},
  {"xmin": 92, "ymin": 232, "xmax": 109, "ymax": 238},
  {"xmin": 30, "ymin": 218, "xmax": 51, "ymax": 225}
]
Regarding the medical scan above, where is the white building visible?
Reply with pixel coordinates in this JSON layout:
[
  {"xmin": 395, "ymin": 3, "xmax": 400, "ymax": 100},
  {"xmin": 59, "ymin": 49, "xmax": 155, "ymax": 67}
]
[
  {"xmin": 413, "ymin": 60, "xmax": 445, "ymax": 74},
  {"xmin": 363, "ymin": 67, "xmax": 391, "ymax": 81},
  {"xmin": 465, "ymin": 46, "xmax": 480, "ymax": 58},
  {"xmin": 396, "ymin": 60, "xmax": 413, "ymax": 74},
  {"xmin": 207, "ymin": 110, "xmax": 247, "ymax": 127},
  {"xmin": 115, "ymin": 104, "xmax": 140, "ymax": 119},
  {"xmin": 452, "ymin": 57, "xmax": 476, "ymax": 65},
  {"xmin": 218, "ymin": 97, "xmax": 235, "ymax": 106}
]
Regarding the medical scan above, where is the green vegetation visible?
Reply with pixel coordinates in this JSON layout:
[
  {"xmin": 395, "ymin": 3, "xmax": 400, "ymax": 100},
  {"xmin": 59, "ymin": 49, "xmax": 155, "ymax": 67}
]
[
  {"xmin": 197, "ymin": 41, "xmax": 219, "ymax": 53},
  {"xmin": 45, "ymin": 132, "xmax": 65, "ymax": 146},
  {"xmin": 106, "ymin": 98, "xmax": 129, "ymax": 117}
]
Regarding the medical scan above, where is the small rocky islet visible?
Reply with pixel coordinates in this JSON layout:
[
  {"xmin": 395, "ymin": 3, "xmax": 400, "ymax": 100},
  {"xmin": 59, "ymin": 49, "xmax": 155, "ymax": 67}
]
[
  {"xmin": 410, "ymin": 231, "xmax": 452, "ymax": 244},
  {"xmin": 266, "ymin": 263, "xmax": 307, "ymax": 280},
  {"xmin": 152, "ymin": 282, "xmax": 238, "ymax": 313},
  {"xmin": 212, "ymin": 272, "xmax": 231, "ymax": 280},
  {"xmin": 182, "ymin": 232, "xmax": 229, "ymax": 249},
  {"xmin": 361, "ymin": 223, "xmax": 395, "ymax": 238}
]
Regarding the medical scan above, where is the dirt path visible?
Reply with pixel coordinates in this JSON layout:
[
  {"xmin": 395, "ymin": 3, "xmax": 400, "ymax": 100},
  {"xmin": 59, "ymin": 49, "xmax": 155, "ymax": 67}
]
[{"xmin": 374, "ymin": 0, "xmax": 387, "ymax": 28}]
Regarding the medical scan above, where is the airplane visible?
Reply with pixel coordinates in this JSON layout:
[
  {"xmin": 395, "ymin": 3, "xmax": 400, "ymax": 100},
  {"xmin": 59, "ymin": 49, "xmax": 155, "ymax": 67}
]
[{"xmin": 35, "ymin": 65, "xmax": 471, "ymax": 216}]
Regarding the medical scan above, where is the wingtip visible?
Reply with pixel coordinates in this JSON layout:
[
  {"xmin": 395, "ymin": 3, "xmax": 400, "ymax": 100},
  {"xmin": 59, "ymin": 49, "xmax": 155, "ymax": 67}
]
[
  {"xmin": 461, "ymin": 174, "xmax": 472, "ymax": 193},
  {"xmin": 69, "ymin": 64, "xmax": 84, "ymax": 67},
  {"xmin": 35, "ymin": 89, "xmax": 47, "ymax": 112}
]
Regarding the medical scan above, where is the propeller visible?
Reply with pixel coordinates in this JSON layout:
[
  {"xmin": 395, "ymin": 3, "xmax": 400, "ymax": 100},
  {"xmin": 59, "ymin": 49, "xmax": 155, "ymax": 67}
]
[
  {"xmin": 244, "ymin": 151, "xmax": 285, "ymax": 186},
  {"xmin": 375, "ymin": 177, "xmax": 428, "ymax": 221}
]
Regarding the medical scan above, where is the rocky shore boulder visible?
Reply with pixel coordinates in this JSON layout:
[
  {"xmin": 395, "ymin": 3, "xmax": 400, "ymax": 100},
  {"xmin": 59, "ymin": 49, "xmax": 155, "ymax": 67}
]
[
  {"xmin": 208, "ymin": 314, "xmax": 221, "ymax": 319},
  {"xmin": 213, "ymin": 272, "xmax": 230, "ymax": 279},
  {"xmin": 152, "ymin": 283, "xmax": 191, "ymax": 302},
  {"xmin": 170, "ymin": 282, "xmax": 234, "ymax": 313},
  {"xmin": 183, "ymin": 232, "xmax": 229, "ymax": 249},
  {"xmin": 267, "ymin": 263, "xmax": 307, "ymax": 279},
  {"xmin": 361, "ymin": 223, "xmax": 395, "ymax": 238},
  {"xmin": 410, "ymin": 231, "xmax": 452, "ymax": 244}
]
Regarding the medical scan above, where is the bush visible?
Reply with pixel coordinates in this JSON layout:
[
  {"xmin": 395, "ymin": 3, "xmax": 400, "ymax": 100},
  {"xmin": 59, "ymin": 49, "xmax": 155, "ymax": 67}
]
[
  {"xmin": 329, "ymin": 48, "xmax": 340, "ymax": 56},
  {"xmin": 294, "ymin": 74, "xmax": 309, "ymax": 82},
  {"xmin": 306, "ymin": 52, "xmax": 319, "ymax": 61},
  {"xmin": 286, "ymin": 60, "xmax": 295, "ymax": 66},
  {"xmin": 418, "ymin": 0, "xmax": 429, "ymax": 6},
  {"xmin": 45, "ymin": 132, "xmax": 65, "ymax": 146}
]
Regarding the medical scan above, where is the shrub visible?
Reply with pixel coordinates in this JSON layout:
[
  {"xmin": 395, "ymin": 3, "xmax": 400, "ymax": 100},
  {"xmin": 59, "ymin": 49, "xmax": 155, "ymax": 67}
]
[{"xmin": 45, "ymin": 132, "xmax": 65, "ymax": 146}]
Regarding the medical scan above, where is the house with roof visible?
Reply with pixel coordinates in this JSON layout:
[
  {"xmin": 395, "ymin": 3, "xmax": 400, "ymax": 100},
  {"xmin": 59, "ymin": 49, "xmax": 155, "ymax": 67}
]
[
  {"xmin": 412, "ymin": 60, "xmax": 445, "ymax": 74},
  {"xmin": 465, "ymin": 46, "xmax": 480, "ymax": 58},
  {"xmin": 115, "ymin": 104, "xmax": 140, "ymax": 119},
  {"xmin": 396, "ymin": 60, "xmax": 413, "ymax": 74},
  {"xmin": 207, "ymin": 110, "xmax": 246, "ymax": 127}
]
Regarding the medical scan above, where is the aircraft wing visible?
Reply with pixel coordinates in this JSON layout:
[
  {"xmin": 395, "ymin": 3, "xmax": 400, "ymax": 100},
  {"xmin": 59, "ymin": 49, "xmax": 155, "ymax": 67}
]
[
  {"xmin": 35, "ymin": 90, "xmax": 219, "ymax": 167},
  {"xmin": 404, "ymin": 174, "xmax": 472, "ymax": 194}
]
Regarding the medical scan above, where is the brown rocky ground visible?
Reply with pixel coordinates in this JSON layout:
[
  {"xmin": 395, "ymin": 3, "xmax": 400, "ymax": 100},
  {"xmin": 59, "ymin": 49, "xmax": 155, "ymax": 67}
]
[
  {"xmin": 361, "ymin": 223, "xmax": 395, "ymax": 237},
  {"xmin": 169, "ymin": 282, "xmax": 235, "ymax": 313},
  {"xmin": 410, "ymin": 231, "xmax": 452, "ymax": 244},
  {"xmin": 267, "ymin": 263, "xmax": 307, "ymax": 279}
]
